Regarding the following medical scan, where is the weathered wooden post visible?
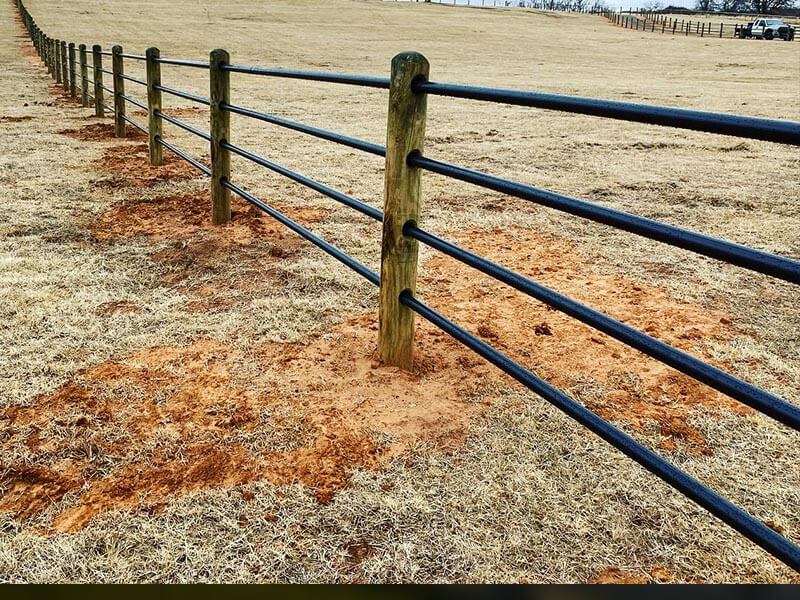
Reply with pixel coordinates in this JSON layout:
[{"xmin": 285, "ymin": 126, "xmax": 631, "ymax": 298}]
[
  {"xmin": 209, "ymin": 49, "xmax": 231, "ymax": 224},
  {"xmin": 145, "ymin": 47, "xmax": 163, "ymax": 165},
  {"xmin": 79, "ymin": 44, "xmax": 89, "ymax": 107},
  {"xmin": 112, "ymin": 46, "xmax": 126, "ymax": 137},
  {"xmin": 68, "ymin": 43, "xmax": 76, "ymax": 97},
  {"xmin": 54, "ymin": 39, "xmax": 62, "ymax": 84},
  {"xmin": 52, "ymin": 38, "xmax": 57, "ymax": 77},
  {"xmin": 61, "ymin": 41, "xmax": 68, "ymax": 90},
  {"xmin": 379, "ymin": 52, "xmax": 429, "ymax": 370},
  {"xmin": 46, "ymin": 36, "xmax": 52, "ymax": 75},
  {"xmin": 92, "ymin": 45, "xmax": 104, "ymax": 116},
  {"xmin": 719, "ymin": 23, "xmax": 723, "ymax": 38}
]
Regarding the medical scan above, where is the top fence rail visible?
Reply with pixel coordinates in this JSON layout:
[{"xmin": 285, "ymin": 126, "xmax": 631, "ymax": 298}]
[
  {"xmin": 221, "ymin": 64, "xmax": 391, "ymax": 88},
  {"xmin": 414, "ymin": 81, "xmax": 800, "ymax": 145}
]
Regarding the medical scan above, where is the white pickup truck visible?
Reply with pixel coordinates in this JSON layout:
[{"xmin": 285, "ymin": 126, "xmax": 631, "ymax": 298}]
[{"xmin": 738, "ymin": 18, "xmax": 796, "ymax": 41}]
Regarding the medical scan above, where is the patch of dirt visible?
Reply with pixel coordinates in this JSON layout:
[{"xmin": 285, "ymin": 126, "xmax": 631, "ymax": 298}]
[
  {"xmin": 420, "ymin": 227, "xmax": 748, "ymax": 455},
  {"xmin": 90, "ymin": 191, "xmax": 327, "ymax": 245},
  {"xmin": 91, "ymin": 142, "xmax": 201, "ymax": 189},
  {"xmin": 60, "ymin": 122, "xmax": 145, "ymax": 142},
  {"xmin": 90, "ymin": 191, "xmax": 330, "ymax": 309},
  {"xmin": 0, "ymin": 332, "xmax": 437, "ymax": 530}
]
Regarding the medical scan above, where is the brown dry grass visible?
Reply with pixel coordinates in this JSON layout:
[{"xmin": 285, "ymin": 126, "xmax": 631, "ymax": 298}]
[{"xmin": 1, "ymin": 0, "xmax": 798, "ymax": 584}]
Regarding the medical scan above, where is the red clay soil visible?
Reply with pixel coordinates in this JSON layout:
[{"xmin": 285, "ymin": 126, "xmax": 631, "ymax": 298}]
[
  {"xmin": 90, "ymin": 191, "xmax": 327, "ymax": 245},
  {"xmin": 91, "ymin": 142, "xmax": 201, "ymax": 188},
  {"xmin": 0, "ymin": 340, "xmax": 388, "ymax": 531},
  {"xmin": 90, "ymin": 190, "xmax": 329, "ymax": 309},
  {"xmin": 60, "ymin": 122, "xmax": 146, "ymax": 142},
  {"xmin": 419, "ymin": 227, "xmax": 750, "ymax": 455}
]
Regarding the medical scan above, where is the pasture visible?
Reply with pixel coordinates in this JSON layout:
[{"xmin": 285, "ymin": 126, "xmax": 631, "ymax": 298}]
[{"xmin": 1, "ymin": 0, "xmax": 798, "ymax": 583}]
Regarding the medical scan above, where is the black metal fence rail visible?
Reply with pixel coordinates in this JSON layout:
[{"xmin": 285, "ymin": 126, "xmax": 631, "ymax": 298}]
[
  {"xmin": 414, "ymin": 81, "xmax": 800, "ymax": 145},
  {"xmin": 15, "ymin": 0, "xmax": 800, "ymax": 574},
  {"xmin": 156, "ymin": 136, "xmax": 210, "ymax": 176}
]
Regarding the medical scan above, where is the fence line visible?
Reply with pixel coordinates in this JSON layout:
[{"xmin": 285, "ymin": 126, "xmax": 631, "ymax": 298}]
[
  {"xmin": 601, "ymin": 9, "xmax": 798, "ymax": 40},
  {"xmin": 13, "ymin": 0, "xmax": 800, "ymax": 572}
]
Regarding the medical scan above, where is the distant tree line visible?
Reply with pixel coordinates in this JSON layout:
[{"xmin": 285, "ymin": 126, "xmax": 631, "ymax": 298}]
[{"xmin": 691, "ymin": 0, "xmax": 797, "ymax": 14}]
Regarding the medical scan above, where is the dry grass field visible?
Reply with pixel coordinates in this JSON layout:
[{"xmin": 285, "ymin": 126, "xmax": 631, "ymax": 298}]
[{"xmin": 1, "ymin": 0, "xmax": 799, "ymax": 583}]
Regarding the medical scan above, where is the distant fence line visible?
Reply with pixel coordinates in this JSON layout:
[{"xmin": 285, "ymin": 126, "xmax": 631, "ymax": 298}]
[
  {"xmin": 395, "ymin": 0, "xmax": 800, "ymax": 38},
  {"xmin": 13, "ymin": 0, "xmax": 800, "ymax": 572},
  {"xmin": 602, "ymin": 8, "xmax": 798, "ymax": 40}
]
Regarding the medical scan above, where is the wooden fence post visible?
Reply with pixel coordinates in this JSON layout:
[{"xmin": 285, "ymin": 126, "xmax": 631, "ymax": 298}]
[
  {"xmin": 92, "ymin": 44, "xmax": 104, "ymax": 116},
  {"xmin": 47, "ymin": 37, "xmax": 53, "ymax": 77},
  {"xmin": 379, "ymin": 51, "xmax": 429, "ymax": 370},
  {"xmin": 79, "ymin": 44, "xmax": 89, "ymax": 107},
  {"xmin": 209, "ymin": 48, "xmax": 231, "ymax": 225},
  {"xmin": 55, "ymin": 39, "xmax": 61, "ymax": 79},
  {"xmin": 61, "ymin": 41, "xmax": 68, "ymax": 90},
  {"xmin": 719, "ymin": 23, "xmax": 723, "ymax": 38},
  {"xmin": 54, "ymin": 39, "xmax": 62, "ymax": 84},
  {"xmin": 68, "ymin": 43, "xmax": 76, "ymax": 97},
  {"xmin": 112, "ymin": 45, "xmax": 125, "ymax": 137},
  {"xmin": 145, "ymin": 47, "xmax": 163, "ymax": 166}
]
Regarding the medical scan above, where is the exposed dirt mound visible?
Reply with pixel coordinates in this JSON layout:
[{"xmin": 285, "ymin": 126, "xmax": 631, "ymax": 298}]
[
  {"xmin": 420, "ymin": 227, "xmax": 748, "ymax": 455},
  {"xmin": 90, "ymin": 191, "xmax": 330, "ymax": 309},
  {"xmin": 90, "ymin": 191, "xmax": 327, "ymax": 245},
  {"xmin": 93, "ymin": 143, "xmax": 199, "ymax": 188},
  {"xmin": 0, "ymin": 330, "xmax": 464, "ymax": 530},
  {"xmin": 60, "ymin": 122, "xmax": 145, "ymax": 142}
]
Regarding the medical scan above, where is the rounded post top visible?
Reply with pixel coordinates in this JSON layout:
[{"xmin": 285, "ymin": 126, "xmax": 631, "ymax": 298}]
[
  {"xmin": 146, "ymin": 47, "xmax": 160, "ymax": 58},
  {"xmin": 391, "ymin": 51, "xmax": 429, "ymax": 69},
  {"xmin": 210, "ymin": 48, "xmax": 230, "ymax": 67},
  {"xmin": 390, "ymin": 51, "xmax": 429, "ymax": 88},
  {"xmin": 79, "ymin": 43, "xmax": 86, "ymax": 50},
  {"xmin": 92, "ymin": 44, "xmax": 101, "ymax": 52},
  {"xmin": 112, "ymin": 44, "xmax": 122, "ymax": 54}
]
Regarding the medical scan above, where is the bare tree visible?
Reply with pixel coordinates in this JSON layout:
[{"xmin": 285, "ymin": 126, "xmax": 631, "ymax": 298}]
[
  {"xmin": 694, "ymin": 0, "xmax": 716, "ymax": 11},
  {"xmin": 749, "ymin": 0, "xmax": 797, "ymax": 13},
  {"xmin": 718, "ymin": 0, "xmax": 748, "ymax": 11},
  {"xmin": 642, "ymin": 1, "xmax": 665, "ymax": 11}
]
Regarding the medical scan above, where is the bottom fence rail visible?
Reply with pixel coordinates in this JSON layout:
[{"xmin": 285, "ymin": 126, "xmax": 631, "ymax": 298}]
[
  {"xmin": 399, "ymin": 291, "xmax": 800, "ymax": 571},
  {"xmin": 222, "ymin": 179, "xmax": 380, "ymax": 286}
]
